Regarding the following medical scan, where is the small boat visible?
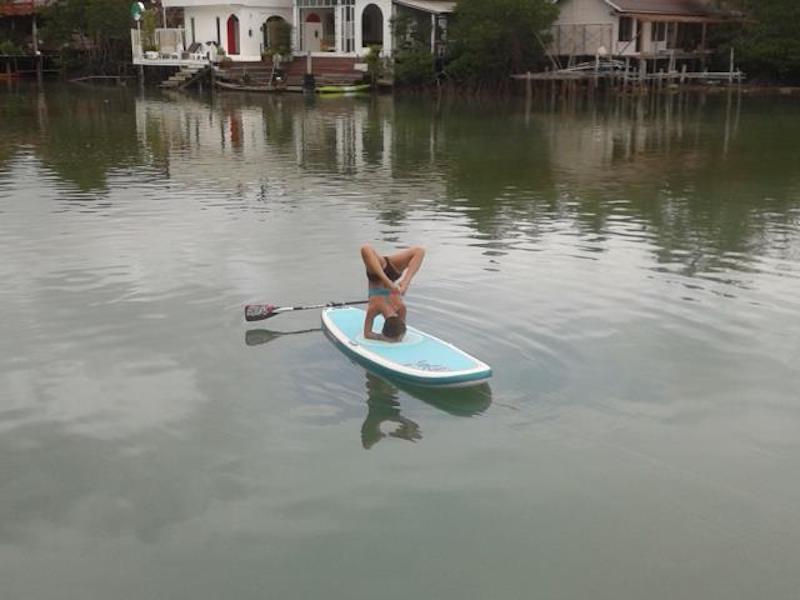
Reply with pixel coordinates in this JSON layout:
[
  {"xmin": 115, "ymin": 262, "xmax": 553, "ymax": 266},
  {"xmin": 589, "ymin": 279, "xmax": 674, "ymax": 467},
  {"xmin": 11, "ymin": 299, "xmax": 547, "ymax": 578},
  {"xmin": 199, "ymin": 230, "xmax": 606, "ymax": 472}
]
[
  {"xmin": 317, "ymin": 83, "xmax": 371, "ymax": 95},
  {"xmin": 322, "ymin": 307, "xmax": 492, "ymax": 387},
  {"xmin": 215, "ymin": 79, "xmax": 284, "ymax": 92}
]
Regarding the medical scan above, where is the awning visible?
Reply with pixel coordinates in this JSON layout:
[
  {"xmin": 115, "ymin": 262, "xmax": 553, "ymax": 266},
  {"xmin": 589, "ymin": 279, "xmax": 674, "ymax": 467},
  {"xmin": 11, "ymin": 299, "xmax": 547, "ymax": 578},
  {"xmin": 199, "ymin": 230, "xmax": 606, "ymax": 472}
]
[
  {"xmin": 393, "ymin": 0, "xmax": 456, "ymax": 15},
  {"xmin": 604, "ymin": 0, "xmax": 742, "ymax": 21}
]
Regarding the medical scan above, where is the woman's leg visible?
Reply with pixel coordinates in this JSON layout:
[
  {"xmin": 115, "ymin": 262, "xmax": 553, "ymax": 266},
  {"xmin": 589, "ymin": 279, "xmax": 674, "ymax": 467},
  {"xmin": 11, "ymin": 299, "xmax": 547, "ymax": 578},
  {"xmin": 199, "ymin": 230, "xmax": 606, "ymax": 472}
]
[
  {"xmin": 387, "ymin": 246, "xmax": 425, "ymax": 291},
  {"xmin": 361, "ymin": 244, "xmax": 394, "ymax": 288}
]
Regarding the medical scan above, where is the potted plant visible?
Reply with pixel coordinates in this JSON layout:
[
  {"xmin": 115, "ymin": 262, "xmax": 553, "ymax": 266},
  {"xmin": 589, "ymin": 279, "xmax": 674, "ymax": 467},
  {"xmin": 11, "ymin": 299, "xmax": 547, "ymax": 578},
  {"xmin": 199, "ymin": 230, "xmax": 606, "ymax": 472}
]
[{"xmin": 216, "ymin": 47, "xmax": 231, "ymax": 65}]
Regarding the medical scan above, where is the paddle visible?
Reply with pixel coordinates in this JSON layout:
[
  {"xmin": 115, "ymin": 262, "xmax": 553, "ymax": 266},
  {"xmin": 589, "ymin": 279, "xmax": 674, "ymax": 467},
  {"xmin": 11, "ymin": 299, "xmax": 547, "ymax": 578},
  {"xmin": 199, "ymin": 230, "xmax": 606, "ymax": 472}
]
[{"xmin": 244, "ymin": 299, "xmax": 368, "ymax": 322}]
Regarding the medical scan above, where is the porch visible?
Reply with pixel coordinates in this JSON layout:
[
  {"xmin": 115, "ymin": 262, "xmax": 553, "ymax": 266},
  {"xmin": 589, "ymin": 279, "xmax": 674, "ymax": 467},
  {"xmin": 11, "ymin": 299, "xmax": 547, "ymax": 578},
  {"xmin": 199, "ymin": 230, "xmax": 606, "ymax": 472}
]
[
  {"xmin": 393, "ymin": 0, "xmax": 453, "ymax": 56},
  {"xmin": 549, "ymin": 0, "xmax": 741, "ymax": 64},
  {"xmin": 292, "ymin": 0, "xmax": 392, "ymax": 57},
  {"xmin": 131, "ymin": 27, "xmax": 215, "ymax": 67},
  {"xmin": 552, "ymin": 19, "xmax": 718, "ymax": 61}
]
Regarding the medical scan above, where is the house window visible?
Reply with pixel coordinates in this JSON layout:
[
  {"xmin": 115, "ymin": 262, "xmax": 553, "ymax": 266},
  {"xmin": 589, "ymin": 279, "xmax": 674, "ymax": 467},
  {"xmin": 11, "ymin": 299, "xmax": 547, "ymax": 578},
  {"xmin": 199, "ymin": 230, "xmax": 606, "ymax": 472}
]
[
  {"xmin": 651, "ymin": 21, "xmax": 666, "ymax": 42},
  {"xmin": 618, "ymin": 17, "xmax": 633, "ymax": 42},
  {"xmin": 216, "ymin": 17, "xmax": 221, "ymax": 44}
]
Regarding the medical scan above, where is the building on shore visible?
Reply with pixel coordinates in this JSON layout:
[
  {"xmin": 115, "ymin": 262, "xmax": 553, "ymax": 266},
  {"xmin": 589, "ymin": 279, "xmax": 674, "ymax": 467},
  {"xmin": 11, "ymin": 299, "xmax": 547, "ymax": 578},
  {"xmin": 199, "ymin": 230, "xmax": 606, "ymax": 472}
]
[
  {"xmin": 0, "ymin": 0, "xmax": 49, "ymax": 79},
  {"xmin": 131, "ymin": 0, "xmax": 454, "ymax": 69},
  {"xmin": 550, "ymin": 0, "xmax": 742, "ymax": 67}
]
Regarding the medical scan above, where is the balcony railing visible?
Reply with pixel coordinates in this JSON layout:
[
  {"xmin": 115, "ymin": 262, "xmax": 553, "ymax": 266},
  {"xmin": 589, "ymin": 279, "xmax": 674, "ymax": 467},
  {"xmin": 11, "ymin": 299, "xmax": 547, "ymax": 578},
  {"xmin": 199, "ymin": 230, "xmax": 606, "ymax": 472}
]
[{"xmin": 131, "ymin": 27, "xmax": 216, "ymax": 65}]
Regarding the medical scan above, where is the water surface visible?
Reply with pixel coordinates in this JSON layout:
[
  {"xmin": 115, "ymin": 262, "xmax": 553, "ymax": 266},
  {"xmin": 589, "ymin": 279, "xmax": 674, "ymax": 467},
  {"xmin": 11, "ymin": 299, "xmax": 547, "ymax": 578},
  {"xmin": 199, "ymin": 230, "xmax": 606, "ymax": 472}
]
[{"xmin": 1, "ymin": 84, "xmax": 799, "ymax": 600}]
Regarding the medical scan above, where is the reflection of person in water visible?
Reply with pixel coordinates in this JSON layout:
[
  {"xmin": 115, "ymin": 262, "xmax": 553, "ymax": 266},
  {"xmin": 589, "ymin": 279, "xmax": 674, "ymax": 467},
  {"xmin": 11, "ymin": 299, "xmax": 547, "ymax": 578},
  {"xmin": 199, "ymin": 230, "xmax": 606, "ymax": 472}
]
[{"xmin": 361, "ymin": 372, "xmax": 421, "ymax": 449}]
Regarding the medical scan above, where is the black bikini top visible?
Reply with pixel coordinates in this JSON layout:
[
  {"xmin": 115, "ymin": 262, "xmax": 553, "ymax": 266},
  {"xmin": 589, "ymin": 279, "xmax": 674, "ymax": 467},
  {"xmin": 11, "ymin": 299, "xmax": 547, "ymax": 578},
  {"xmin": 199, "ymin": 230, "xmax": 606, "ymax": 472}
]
[{"xmin": 367, "ymin": 257, "xmax": 402, "ymax": 283}]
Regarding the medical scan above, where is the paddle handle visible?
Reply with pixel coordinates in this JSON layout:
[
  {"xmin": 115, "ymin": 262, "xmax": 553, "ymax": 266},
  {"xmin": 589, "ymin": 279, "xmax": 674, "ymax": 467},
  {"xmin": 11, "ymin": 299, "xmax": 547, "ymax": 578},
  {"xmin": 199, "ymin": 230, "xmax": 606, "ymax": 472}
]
[{"xmin": 244, "ymin": 299, "xmax": 368, "ymax": 322}]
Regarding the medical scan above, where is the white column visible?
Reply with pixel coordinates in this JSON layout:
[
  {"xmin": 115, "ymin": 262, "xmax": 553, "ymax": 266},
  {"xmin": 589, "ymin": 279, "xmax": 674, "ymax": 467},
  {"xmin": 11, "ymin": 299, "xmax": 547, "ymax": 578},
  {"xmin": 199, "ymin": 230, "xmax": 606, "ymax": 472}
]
[
  {"xmin": 383, "ymin": 0, "xmax": 392, "ymax": 55},
  {"xmin": 335, "ymin": 3, "xmax": 342, "ymax": 53},
  {"xmin": 293, "ymin": 5, "xmax": 301, "ymax": 53},
  {"xmin": 354, "ymin": 2, "xmax": 363, "ymax": 53},
  {"xmin": 430, "ymin": 13, "xmax": 435, "ymax": 54}
]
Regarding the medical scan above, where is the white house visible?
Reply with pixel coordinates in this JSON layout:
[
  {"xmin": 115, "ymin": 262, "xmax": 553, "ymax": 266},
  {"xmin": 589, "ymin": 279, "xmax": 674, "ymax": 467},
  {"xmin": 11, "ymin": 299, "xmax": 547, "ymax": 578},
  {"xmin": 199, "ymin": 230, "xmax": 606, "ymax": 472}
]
[
  {"xmin": 133, "ymin": 0, "xmax": 457, "ymax": 64},
  {"xmin": 551, "ymin": 0, "xmax": 740, "ymax": 60},
  {"xmin": 134, "ymin": 0, "xmax": 398, "ymax": 63},
  {"xmin": 174, "ymin": 0, "xmax": 293, "ymax": 61}
]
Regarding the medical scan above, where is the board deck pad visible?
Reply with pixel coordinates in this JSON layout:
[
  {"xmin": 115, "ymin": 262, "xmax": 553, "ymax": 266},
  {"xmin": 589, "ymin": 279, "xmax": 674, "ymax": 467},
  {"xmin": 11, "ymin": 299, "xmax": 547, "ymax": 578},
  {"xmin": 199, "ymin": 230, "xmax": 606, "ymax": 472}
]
[{"xmin": 322, "ymin": 307, "xmax": 491, "ymax": 386}]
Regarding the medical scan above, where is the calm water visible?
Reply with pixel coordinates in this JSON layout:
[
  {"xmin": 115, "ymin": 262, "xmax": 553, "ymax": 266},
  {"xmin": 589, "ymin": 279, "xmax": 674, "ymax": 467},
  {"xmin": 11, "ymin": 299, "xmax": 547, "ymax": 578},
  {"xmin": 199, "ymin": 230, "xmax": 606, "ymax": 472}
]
[{"xmin": 1, "ymin": 83, "xmax": 799, "ymax": 599}]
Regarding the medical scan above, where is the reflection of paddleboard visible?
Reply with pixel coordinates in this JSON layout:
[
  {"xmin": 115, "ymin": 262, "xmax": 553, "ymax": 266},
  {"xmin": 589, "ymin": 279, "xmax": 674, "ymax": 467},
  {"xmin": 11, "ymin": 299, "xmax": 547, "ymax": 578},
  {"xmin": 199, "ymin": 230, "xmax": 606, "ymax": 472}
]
[{"xmin": 322, "ymin": 307, "xmax": 492, "ymax": 386}]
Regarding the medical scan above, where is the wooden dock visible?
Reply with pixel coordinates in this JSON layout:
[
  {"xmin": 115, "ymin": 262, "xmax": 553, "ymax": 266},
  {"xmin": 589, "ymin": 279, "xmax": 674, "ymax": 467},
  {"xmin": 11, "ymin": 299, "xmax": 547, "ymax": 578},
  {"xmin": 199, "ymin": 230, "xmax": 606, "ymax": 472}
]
[{"xmin": 514, "ymin": 50, "xmax": 744, "ymax": 95}]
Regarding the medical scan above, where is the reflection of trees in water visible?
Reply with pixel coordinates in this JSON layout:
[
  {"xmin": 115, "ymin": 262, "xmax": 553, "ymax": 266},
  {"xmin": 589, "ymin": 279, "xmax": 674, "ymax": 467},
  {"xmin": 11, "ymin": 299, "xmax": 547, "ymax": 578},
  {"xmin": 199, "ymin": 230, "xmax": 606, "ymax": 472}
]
[
  {"xmin": 531, "ymin": 94, "xmax": 800, "ymax": 274},
  {"xmin": 1, "ymin": 86, "xmax": 149, "ymax": 191},
  {"xmin": 4, "ymin": 87, "xmax": 798, "ymax": 272},
  {"xmin": 260, "ymin": 96, "xmax": 295, "ymax": 150}
]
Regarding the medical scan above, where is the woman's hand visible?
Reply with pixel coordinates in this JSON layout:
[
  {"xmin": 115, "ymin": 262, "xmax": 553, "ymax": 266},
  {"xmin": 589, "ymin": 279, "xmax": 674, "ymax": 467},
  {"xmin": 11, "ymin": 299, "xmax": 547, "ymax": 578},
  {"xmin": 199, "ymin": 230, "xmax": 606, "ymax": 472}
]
[
  {"xmin": 385, "ymin": 279, "xmax": 402, "ymax": 294},
  {"xmin": 396, "ymin": 280, "xmax": 409, "ymax": 295}
]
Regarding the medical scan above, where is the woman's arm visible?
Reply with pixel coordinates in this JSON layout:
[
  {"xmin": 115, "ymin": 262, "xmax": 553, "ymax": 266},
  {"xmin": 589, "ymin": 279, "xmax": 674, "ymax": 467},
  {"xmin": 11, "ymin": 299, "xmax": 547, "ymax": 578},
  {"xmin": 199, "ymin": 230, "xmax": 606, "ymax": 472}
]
[
  {"xmin": 397, "ymin": 246, "xmax": 425, "ymax": 295},
  {"xmin": 363, "ymin": 304, "xmax": 381, "ymax": 340}
]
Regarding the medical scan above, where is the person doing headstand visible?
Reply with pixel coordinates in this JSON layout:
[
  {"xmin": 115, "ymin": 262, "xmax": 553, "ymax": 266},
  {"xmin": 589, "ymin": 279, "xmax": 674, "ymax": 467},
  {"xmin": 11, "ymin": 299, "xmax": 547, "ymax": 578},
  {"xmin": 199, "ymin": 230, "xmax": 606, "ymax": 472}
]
[{"xmin": 360, "ymin": 244, "xmax": 425, "ymax": 342}]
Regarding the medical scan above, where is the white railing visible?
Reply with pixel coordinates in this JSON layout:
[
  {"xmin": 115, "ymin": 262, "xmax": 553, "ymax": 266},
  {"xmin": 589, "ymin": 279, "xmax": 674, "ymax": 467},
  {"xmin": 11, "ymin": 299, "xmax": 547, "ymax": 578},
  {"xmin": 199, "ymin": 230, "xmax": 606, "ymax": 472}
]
[{"xmin": 132, "ymin": 27, "xmax": 213, "ymax": 63}]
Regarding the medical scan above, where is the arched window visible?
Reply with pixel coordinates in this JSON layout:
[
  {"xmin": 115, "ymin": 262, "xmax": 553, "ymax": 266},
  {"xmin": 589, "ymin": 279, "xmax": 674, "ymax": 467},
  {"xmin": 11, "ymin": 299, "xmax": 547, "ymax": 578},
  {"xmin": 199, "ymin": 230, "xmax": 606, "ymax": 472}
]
[
  {"xmin": 262, "ymin": 16, "xmax": 289, "ymax": 52},
  {"xmin": 361, "ymin": 4, "xmax": 383, "ymax": 47}
]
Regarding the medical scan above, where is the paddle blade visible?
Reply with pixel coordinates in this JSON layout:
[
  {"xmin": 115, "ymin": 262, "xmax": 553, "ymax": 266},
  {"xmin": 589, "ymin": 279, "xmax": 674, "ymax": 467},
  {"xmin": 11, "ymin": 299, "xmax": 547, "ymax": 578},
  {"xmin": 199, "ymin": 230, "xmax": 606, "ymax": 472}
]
[{"xmin": 244, "ymin": 304, "xmax": 278, "ymax": 322}]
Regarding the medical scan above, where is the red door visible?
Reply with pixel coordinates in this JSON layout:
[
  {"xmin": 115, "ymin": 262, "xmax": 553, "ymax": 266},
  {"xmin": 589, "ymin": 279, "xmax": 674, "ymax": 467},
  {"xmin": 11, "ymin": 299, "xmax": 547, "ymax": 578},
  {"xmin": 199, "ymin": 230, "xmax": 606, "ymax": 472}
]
[{"xmin": 227, "ymin": 15, "xmax": 239, "ymax": 55}]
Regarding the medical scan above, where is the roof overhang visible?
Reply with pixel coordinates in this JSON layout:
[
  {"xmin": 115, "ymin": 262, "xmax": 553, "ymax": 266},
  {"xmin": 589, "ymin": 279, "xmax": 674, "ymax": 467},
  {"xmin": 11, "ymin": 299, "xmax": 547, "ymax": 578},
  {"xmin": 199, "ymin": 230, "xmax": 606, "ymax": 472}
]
[
  {"xmin": 393, "ymin": 0, "xmax": 455, "ymax": 15},
  {"xmin": 0, "ymin": 0, "xmax": 37, "ymax": 16},
  {"xmin": 602, "ymin": 0, "xmax": 743, "ymax": 23}
]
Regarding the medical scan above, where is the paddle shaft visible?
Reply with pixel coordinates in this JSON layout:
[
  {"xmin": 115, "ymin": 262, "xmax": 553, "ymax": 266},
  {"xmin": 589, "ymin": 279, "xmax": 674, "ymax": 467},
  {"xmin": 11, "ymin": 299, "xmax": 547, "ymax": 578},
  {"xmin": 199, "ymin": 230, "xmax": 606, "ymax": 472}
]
[{"xmin": 245, "ymin": 299, "xmax": 368, "ymax": 322}]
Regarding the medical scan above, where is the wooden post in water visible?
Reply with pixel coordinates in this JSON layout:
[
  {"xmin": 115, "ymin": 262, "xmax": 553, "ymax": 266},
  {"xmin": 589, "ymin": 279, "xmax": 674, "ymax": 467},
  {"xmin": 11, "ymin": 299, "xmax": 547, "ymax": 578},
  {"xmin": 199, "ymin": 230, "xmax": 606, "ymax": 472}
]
[
  {"xmin": 594, "ymin": 53, "xmax": 599, "ymax": 89},
  {"xmin": 524, "ymin": 72, "xmax": 532, "ymax": 125},
  {"xmin": 623, "ymin": 57, "xmax": 629, "ymax": 93},
  {"xmin": 639, "ymin": 57, "xmax": 646, "ymax": 94},
  {"xmin": 729, "ymin": 47, "xmax": 735, "ymax": 85},
  {"xmin": 303, "ymin": 51, "xmax": 315, "ymax": 92},
  {"xmin": 32, "ymin": 15, "xmax": 43, "ymax": 85},
  {"xmin": 525, "ymin": 70, "xmax": 532, "ymax": 100}
]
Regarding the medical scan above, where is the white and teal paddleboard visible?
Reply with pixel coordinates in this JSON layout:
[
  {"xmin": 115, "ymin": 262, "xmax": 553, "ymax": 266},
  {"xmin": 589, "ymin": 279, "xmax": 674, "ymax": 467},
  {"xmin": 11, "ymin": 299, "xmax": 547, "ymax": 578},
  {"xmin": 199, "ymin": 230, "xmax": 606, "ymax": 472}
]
[{"xmin": 321, "ymin": 307, "xmax": 491, "ymax": 386}]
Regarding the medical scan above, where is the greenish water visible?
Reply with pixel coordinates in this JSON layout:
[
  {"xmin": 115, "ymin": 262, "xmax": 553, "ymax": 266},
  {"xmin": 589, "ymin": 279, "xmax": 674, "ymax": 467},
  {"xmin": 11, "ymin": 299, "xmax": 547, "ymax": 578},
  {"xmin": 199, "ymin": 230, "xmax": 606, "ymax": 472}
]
[{"xmin": 1, "ymin": 84, "xmax": 799, "ymax": 600}]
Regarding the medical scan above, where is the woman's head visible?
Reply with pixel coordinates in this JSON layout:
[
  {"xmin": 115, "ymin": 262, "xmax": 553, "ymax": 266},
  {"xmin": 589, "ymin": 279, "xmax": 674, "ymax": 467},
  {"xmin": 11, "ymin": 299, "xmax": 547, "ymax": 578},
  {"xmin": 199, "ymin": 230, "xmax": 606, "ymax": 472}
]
[{"xmin": 382, "ymin": 316, "xmax": 406, "ymax": 341}]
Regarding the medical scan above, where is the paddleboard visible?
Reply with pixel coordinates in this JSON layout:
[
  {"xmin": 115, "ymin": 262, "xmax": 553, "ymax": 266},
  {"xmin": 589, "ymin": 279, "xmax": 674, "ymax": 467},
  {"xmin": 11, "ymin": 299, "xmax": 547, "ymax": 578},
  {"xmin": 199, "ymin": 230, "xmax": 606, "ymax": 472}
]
[{"xmin": 321, "ymin": 307, "xmax": 491, "ymax": 386}]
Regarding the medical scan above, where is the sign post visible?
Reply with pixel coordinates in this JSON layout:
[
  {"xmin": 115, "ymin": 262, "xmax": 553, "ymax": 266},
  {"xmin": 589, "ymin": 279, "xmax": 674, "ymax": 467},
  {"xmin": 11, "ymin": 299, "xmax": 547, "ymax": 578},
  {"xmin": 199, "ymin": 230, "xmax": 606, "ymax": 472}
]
[{"xmin": 131, "ymin": 2, "xmax": 145, "ymax": 86}]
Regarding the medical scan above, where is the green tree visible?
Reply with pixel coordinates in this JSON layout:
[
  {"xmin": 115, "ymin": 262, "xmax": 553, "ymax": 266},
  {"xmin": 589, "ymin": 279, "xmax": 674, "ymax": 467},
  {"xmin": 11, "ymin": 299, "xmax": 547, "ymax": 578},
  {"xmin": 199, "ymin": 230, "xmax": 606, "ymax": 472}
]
[
  {"xmin": 41, "ymin": 0, "xmax": 133, "ymax": 72},
  {"xmin": 446, "ymin": 0, "xmax": 558, "ymax": 83},
  {"xmin": 391, "ymin": 12, "xmax": 435, "ymax": 86},
  {"xmin": 721, "ymin": 0, "xmax": 800, "ymax": 82}
]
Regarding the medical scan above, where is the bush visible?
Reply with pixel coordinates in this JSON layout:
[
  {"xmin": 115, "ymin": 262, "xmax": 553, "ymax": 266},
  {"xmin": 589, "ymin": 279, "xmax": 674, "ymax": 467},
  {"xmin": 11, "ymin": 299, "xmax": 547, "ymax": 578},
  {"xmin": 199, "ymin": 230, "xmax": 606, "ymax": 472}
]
[
  {"xmin": 391, "ymin": 12, "xmax": 435, "ymax": 86},
  {"xmin": 365, "ymin": 45, "xmax": 383, "ymax": 85},
  {"xmin": 394, "ymin": 49, "xmax": 434, "ymax": 86},
  {"xmin": 719, "ymin": 0, "xmax": 800, "ymax": 83},
  {"xmin": 0, "ymin": 40, "xmax": 23, "ymax": 55}
]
